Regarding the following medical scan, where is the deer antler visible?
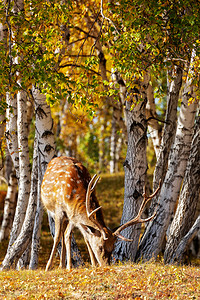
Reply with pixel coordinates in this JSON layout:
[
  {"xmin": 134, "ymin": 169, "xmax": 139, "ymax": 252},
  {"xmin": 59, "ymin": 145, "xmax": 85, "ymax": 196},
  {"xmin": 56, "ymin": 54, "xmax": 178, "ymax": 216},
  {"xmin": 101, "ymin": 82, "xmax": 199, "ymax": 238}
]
[
  {"xmin": 113, "ymin": 180, "xmax": 161, "ymax": 238},
  {"xmin": 86, "ymin": 174, "xmax": 108, "ymax": 240}
]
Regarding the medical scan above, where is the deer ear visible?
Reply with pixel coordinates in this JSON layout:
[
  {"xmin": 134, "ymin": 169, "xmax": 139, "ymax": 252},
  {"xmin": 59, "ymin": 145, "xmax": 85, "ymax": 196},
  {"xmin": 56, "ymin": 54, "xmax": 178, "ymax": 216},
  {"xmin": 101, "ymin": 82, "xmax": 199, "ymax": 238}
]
[{"xmin": 81, "ymin": 224, "xmax": 101, "ymax": 237}]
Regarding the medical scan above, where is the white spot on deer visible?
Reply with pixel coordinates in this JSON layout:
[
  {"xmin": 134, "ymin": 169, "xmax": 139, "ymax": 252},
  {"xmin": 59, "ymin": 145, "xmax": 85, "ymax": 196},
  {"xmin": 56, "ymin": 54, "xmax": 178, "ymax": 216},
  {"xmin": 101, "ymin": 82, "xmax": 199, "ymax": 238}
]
[
  {"xmin": 66, "ymin": 195, "xmax": 70, "ymax": 199},
  {"xmin": 77, "ymin": 180, "xmax": 81, "ymax": 184},
  {"xmin": 70, "ymin": 178, "xmax": 74, "ymax": 182},
  {"xmin": 67, "ymin": 183, "xmax": 71, "ymax": 187}
]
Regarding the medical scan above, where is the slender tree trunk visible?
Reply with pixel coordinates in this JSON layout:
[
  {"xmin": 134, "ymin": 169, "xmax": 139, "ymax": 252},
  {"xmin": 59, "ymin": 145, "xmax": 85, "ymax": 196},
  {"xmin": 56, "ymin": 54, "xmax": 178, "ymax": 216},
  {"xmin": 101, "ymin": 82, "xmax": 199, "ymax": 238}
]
[
  {"xmin": 113, "ymin": 75, "xmax": 148, "ymax": 262},
  {"xmin": 169, "ymin": 214, "xmax": 200, "ymax": 264},
  {"xmin": 164, "ymin": 116, "xmax": 200, "ymax": 263},
  {"xmin": 146, "ymin": 82, "xmax": 162, "ymax": 159},
  {"xmin": 110, "ymin": 111, "xmax": 117, "ymax": 173},
  {"xmin": 190, "ymin": 194, "xmax": 200, "ymax": 258},
  {"xmin": 99, "ymin": 114, "xmax": 105, "ymax": 170},
  {"xmin": 29, "ymin": 87, "xmax": 56, "ymax": 269},
  {"xmin": 0, "ymin": 172, "xmax": 17, "ymax": 241},
  {"xmin": 5, "ymin": 94, "xmax": 19, "ymax": 178},
  {"xmin": 115, "ymin": 136, "xmax": 123, "ymax": 173},
  {"xmin": 8, "ymin": 92, "xmax": 31, "ymax": 249},
  {"xmin": 0, "ymin": 114, "xmax": 6, "ymax": 162},
  {"xmin": 152, "ymin": 66, "xmax": 183, "ymax": 194},
  {"xmin": 29, "ymin": 169, "xmax": 43, "ymax": 269},
  {"xmin": 137, "ymin": 57, "xmax": 198, "ymax": 261},
  {"xmin": 0, "ymin": 136, "xmax": 38, "ymax": 270}
]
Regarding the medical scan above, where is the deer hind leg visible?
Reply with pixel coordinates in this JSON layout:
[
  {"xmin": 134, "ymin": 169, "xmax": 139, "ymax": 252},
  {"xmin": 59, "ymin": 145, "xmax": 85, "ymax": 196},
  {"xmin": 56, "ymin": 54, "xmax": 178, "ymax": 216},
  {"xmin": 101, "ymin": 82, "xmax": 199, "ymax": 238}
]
[
  {"xmin": 64, "ymin": 222, "xmax": 74, "ymax": 270},
  {"xmin": 59, "ymin": 218, "xmax": 68, "ymax": 269},
  {"xmin": 84, "ymin": 238, "xmax": 98, "ymax": 267},
  {"xmin": 45, "ymin": 210, "xmax": 64, "ymax": 271}
]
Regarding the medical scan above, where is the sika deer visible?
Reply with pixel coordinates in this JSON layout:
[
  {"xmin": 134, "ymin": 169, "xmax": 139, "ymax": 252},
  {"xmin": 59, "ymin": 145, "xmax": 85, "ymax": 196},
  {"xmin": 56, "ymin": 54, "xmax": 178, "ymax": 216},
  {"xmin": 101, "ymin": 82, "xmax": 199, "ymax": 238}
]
[{"xmin": 41, "ymin": 156, "xmax": 161, "ymax": 270}]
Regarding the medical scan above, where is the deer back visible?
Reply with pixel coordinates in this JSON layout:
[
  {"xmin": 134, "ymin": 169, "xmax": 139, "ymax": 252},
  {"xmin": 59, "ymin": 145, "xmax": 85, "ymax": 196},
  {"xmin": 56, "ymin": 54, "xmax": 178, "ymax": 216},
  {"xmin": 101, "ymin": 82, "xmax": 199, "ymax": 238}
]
[{"xmin": 41, "ymin": 156, "xmax": 105, "ymax": 226}]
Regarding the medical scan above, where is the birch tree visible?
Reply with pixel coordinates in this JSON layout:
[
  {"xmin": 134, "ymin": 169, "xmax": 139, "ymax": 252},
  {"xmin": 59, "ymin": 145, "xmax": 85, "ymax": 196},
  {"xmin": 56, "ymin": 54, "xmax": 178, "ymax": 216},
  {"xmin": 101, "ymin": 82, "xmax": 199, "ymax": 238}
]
[
  {"xmin": 164, "ymin": 115, "xmax": 200, "ymax": 263},
  {"xmin": 137, "ymin": 54, "xmax": 199, "ymax": 260},
  {"xmin": 113, "ymin": 74, "xmax": 149, "ymax": 261}
]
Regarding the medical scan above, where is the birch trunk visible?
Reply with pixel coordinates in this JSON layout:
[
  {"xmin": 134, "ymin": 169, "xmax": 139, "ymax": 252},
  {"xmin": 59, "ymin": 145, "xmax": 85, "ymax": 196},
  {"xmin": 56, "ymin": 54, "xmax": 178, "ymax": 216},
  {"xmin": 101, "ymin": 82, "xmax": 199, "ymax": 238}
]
[
  {"xmin": 0, "ymin": 137, "xmax": 38, "ymax": 269},
  {"xmin": 99, "ymin": 115, "xmax": 105, "ymax": 170},
  {"xmin": 164, "ymin": 116, "xmax": 200, "ymax": 263},
  {"xmin": 8, "ymin": 91, "xmax": 31, "ymax": 248},
  {"xmin": 146, "ymin": 83, "xmax": 162, "ymax": 159},
  {"xmin": 29, "ymin": 173, "xmax": 43, "ymax": 269},
  {"xmin": 0, "ymin": 172, "xmax": 17, "ymax": 241},
  {"xmin": 190, "ymin": 195, "xmax": 200, "ymax": 258},
  {"xmin": 115, "ymin": 136, "xmax": 123, "ymax": 173},
  {"xmin": 152, "ymin": 66, "xmax": 183, "ymax": 193},
  {"xmin": 169, "ymin": 214, "xmax": 200, "ymax": 264},
  {"xmin": 29, "ymin": 87, "xmax": 56, "ymax": 268},
  {"xmin": 0, "ymin": 114, "xmax": 6, "ymax": 156},
  {"xmin": 137, "ymin": 57, "xmax": 198, "ymax": 261},
  {"xmin": 113, "ymin": 75, "xmax": 148, "ymax": 262},
  {"xmin": 5, "ymin": 94, "xmax": 19, "ymax": 178},
  {"xmin": 110, "ymin": 111, "xmax": 117, "ymax": 173}
]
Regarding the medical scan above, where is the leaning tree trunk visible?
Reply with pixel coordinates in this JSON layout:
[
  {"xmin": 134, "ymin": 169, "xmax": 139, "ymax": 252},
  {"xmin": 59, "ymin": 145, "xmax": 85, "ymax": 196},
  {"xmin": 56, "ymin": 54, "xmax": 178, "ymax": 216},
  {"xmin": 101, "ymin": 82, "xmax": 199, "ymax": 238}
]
[
  {"xmin": 137, "ymin": 58, "xmax": 198, "ymax": 261},
  {"xmin": 164, "ymin": 115, "xmax": 200, "ymax": 263},
  {"xmin": 0, "ymin": 136, "xmax": 38, "ymax": 270},
  {"xmin": 113, "ymin": 75, "xmax": 148, "ymax": 262},
  {"xmin": 0, "ymin": 86, "xmax": 57, "ymax": 270},
  {"xmin": 169, "ymin": 214, "xmax": 200, "ymax": 264}
]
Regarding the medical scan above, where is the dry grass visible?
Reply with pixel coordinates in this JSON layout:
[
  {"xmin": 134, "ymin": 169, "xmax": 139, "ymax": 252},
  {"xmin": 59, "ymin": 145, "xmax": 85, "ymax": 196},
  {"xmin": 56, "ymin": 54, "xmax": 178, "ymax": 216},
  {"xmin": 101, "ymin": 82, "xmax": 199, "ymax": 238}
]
[
  {"xmin": 0, "ymin": 173, "xmax": 200, "ymax": 299},
  {"xmin": 0, "ymin": 263, "xmax": 200, "ymax": 299}
]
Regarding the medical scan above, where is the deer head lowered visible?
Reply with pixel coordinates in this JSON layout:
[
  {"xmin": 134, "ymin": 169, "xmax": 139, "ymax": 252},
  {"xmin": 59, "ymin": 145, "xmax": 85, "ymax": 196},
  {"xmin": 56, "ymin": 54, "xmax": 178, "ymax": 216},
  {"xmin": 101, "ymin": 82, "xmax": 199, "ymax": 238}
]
[{"xmin": 41, "ymin": 156, "xmax": 161, "ymax": 271}]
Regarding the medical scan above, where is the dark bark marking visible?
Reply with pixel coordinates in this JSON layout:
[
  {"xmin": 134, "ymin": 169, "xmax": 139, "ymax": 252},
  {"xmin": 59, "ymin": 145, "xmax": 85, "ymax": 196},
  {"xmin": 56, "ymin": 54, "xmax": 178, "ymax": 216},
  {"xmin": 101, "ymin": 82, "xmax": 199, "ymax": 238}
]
[{"xmin": 123, "ymin": 160, "xmax": 131, "ymax": 171}]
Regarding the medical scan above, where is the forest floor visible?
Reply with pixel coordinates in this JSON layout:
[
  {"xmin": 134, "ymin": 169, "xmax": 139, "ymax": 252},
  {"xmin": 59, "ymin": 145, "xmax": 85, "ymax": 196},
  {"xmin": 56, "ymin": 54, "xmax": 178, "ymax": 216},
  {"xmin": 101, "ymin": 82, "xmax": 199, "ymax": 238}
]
[{"xmin": 0, "ymin": 173, "xmax": 200, "ymax": 299}]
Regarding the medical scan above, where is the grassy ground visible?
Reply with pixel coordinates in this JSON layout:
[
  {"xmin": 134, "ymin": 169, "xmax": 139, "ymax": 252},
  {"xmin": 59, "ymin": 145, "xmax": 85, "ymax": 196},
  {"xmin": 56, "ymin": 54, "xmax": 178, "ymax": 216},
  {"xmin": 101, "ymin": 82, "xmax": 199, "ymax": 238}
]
[{"xmin": 0, "ymin": 173, "xmax": 200, "ymax": 299}]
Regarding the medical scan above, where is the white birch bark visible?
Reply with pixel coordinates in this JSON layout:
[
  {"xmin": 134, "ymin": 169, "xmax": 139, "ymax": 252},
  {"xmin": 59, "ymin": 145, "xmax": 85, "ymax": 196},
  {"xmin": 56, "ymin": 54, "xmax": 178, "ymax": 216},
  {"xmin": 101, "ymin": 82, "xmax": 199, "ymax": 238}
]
[
  {"xmin": 164, "ymin": 116, "xmax": 200, "ymax": 263},
  {"xmin": 190, "ymin": 194, "xmax": 200, "ymax": 258},
  {"xmin": 0, "ymin": 137, "xmax": 38, "ymax": 269},
  {"xmin": 99, "ymin": 115, "xmax": 105, "ymax": 170},
  {"xmin": 146, "ymin": 83, "xmax": 162, "ymax": 159},
  {"xmin": 0, "ymin": 172, "xmax": 17, "ymax": 241},
  {"xmin": 137, "ymin": 52, "xmax": 198, "ymax": 261},
  {"xmin": 29, "ymin": 87, "xmax": 56, "ymax": 269},
  {"xmin": 115, "ymin": 136, "xmax": 123, "ymax": 173},
  {"xmin": 152, "ymin": 66, "xmax": 183, "ymax": 193},
  {"xmin": 8, "ymin": 92, "xmax": 31, "ymax": 248},
  {"xmin": 29, "ymin": 174, "xmax": 43, "ymax": 269},
  {"xmin": 169, "ymin": 214, "xmax": 200, "ymax": 264},
  {"xmin": 5, "ymin": 94, "xmax": 19, "ymax": 178},
  {"xmin": 113, "ymin": 74, "xmax": 149, "ymax": 262},
  {"xmin": 110, "ymin": 112, "xmax": 117, "ymax": 173},
  {"xmin": 0, "ymin": 114, "xmax": 5, "ymax": 152}
]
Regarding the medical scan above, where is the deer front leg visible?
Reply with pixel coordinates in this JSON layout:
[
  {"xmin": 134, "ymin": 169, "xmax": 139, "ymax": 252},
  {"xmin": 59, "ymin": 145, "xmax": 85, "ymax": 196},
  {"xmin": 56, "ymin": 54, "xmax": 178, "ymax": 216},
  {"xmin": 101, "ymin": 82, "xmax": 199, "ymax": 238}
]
[
  {"xmin": 46, "ymin": 212, "xmax": 63, "ymax": 271},
  {"xmin": 84, "ymin": 238, "xmax": 98, "ymax": 267}
]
